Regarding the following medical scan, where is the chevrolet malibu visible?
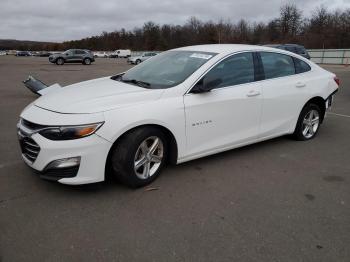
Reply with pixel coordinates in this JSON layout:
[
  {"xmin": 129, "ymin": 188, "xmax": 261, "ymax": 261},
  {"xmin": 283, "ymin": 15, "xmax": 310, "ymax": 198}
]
[{"xmin": 18, "ymin": 44, "xmax": 339, "ymax": 187}]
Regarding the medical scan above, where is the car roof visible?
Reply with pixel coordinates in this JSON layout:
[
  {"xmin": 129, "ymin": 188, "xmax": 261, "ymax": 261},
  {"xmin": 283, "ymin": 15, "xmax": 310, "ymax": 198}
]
[{"xmin": 175, "ymin": 44, "xmax": 284, "ymax": 55}]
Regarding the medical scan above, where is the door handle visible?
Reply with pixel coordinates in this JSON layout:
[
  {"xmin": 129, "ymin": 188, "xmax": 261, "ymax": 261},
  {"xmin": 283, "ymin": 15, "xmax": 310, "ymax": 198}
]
[
  {"xmin": 247, "ymin": 90, "xmax": 261, "ymax": 97},
  {"xmin": 295, "ymin": 82, "xmax": 306, "ymax": 88}
]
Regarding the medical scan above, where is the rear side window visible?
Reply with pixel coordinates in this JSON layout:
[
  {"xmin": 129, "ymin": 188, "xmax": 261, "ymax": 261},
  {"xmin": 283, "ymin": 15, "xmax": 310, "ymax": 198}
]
[
  {"xmin": 293, "ymin": 58, "xmax": 311, "ymax": 74},
  {"xmin": 285, "ymin": 46, "xmax": 297, "ymax": 53},
  {"xmin": 260, "ymin": 52, "xmax": 295, "ymax": 79},
  {"xmin": 203, "ymin": 52, "xmax": 255, "ymax": 89},
  {"xmin": 75, "ymin": 50, "xmax": 86, "ymax": 55},
  {"xmin": 295, "ymin": 47, "xmax": 305, "ymax": 54}
]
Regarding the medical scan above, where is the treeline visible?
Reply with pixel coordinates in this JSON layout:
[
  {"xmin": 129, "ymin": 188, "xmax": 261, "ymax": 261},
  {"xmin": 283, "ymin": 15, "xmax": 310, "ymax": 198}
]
[
  {"xmin": 4, "ymin": 4, "xmax": 350, "ymax": 51},
  {"xmin": 0, "ymin": 39, "xmax": 60, "ymax": 51}
]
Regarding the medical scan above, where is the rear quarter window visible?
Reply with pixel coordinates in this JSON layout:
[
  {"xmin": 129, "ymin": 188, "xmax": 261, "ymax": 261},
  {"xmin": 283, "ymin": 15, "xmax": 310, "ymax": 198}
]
[{"xmin": 293, "ymin": 58, "xmax": 311, "ymax": 74}]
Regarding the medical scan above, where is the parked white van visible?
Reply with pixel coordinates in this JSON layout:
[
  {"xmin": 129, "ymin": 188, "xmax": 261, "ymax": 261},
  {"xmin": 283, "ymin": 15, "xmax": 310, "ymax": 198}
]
[{"xmin": 110, "ymin": 49, "xmax": 131, "ymax": 58}]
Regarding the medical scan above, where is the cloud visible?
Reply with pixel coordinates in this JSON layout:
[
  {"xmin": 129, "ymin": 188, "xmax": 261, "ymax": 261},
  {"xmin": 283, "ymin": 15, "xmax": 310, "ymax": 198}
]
[{"xmin": 0, "ymin": 0, "xmax": 349, "ymax": 42}]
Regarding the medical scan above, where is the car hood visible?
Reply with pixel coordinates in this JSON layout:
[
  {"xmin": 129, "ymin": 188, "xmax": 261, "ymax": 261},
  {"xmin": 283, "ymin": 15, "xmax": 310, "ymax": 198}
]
[
  {"xmin": 34, "ymin": 77, "xmax": 164, "ymax": 114},
  {"xmin": 49, "ymin": 53, "xmax": 62, "ymax": 58}
]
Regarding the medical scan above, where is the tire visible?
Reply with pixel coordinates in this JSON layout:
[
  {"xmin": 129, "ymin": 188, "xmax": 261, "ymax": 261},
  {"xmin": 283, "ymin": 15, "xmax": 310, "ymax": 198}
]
[
  {"xmin": 293, "ymin": 103, "xmax": 322, "ymax": 141},
  {"xmin": 83, "ymin": 58, "xmax": 91, "ymax": 65},
  {"xmin": 110, "ymin": 127, "xmax": 168, "ymax": 188},
  {"xmin": 56, "ymin": 58, "xmax": 64, "ymax": 65},
  {"xmin": 136, "ymin": 59, "xmax": 141, "ymax": 64}
]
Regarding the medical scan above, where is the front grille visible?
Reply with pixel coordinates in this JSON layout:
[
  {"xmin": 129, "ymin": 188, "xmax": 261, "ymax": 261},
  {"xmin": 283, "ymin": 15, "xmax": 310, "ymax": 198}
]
[
  {"xmin": 17, "ymin": 119, "xmax": 43, "ymax": 163},
  {"xmin": 18, "ymin": 131, "xmax": 40, "ymax": 163}
]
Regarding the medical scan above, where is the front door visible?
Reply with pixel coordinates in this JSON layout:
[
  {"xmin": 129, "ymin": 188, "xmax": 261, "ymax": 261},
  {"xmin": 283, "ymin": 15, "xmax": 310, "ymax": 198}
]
[{"xmin": 184, "ymin": 52, "xmax": 262, "ymax": 158}]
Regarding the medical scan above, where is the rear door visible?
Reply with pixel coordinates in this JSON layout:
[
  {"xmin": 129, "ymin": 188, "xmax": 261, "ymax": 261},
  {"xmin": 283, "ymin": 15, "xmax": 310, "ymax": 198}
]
[
  {"xmin": 141, "ymin": 53, "xmax": 151, "ymax": 62},
  {"xmin": 257, "ymin": 51, "xmax": 310, "ymax": 138},
  {"xmin": 74, "ymin": 50, "xmax": 86, "ymax": 62}
]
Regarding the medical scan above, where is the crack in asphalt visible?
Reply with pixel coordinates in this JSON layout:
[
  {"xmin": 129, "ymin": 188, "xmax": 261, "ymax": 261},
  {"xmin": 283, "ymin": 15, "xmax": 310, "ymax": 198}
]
[
  {"xmin": 0, "ymin": 160, "xmax": 22, "ymax": 169},
  {"xmin": 328, "ymin": 112, "xmax": 350, "ymax": 118},
  {"xmin": 0, "ymin": 194, "xmax": 29, "ymax": 205}
]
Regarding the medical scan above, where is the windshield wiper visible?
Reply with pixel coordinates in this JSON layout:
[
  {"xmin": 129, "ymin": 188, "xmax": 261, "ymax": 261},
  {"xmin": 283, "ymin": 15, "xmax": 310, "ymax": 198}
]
[{"xmin": 121, "ymin": 78, "xmax": 151, "ymax": 88}]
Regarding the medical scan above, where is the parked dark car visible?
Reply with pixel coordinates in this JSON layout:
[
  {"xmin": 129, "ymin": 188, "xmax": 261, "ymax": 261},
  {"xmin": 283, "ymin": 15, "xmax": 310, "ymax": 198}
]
[
  {"xmin": 49, "ymin": 49, "xmax": 95, "ymax": 65},
  {"xmin": 16, "ymin": 51, "xmax": 32, "ymax": 57},
  {"xmin": 264, "ymin": 44, "xmax": 311, "ymax": 59},
  {"xmin": 37, "ymin": 51, "xmax": 51, "ymax": 57}
]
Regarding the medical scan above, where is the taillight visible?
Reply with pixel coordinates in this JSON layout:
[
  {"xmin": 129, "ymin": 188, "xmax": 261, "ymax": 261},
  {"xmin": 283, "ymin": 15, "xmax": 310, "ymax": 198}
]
[{"xmin": 334, "ymin": 76, "xmax": 340, "ymax": 86}]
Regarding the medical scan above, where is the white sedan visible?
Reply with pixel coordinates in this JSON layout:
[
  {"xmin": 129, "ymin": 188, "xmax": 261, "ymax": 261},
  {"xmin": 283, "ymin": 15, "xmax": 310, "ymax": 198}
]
[
  {"xmin": 93, "ymin": 52, "xmax": 108, "ymax": 58},
  {"xmin": 18, "ymin": 44, "xmax": 339, "ymax": 187}
]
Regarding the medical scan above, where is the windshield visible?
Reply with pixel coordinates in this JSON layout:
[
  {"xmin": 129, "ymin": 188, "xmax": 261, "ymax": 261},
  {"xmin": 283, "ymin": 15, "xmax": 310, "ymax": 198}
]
[{"xmin": 115, "ymin": 50, "xmax": 217, "ymax": 89}]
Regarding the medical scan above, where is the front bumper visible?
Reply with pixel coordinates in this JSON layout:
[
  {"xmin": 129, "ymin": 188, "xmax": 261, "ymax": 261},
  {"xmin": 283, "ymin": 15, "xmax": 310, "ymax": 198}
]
[
  {"xmin": 19, "ymin": 132, "xmax": 112, "ymax": 185},
  {"xmin": 18, "ymin": 104, "xmax": 112, "ymax": 185}
]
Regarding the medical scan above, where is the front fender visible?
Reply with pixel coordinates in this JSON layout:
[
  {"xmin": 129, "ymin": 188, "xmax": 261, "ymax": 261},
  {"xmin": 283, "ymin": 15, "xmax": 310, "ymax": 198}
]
[{"xmin": 97, "ymin": 97, "xmax": 186, "ymax": 159}]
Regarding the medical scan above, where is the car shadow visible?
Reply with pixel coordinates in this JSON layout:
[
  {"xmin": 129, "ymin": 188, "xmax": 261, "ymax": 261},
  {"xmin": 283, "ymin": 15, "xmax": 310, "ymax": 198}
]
[{"xmin": 44, "ymin": 135, "xmax": 292, "ymax": 193}]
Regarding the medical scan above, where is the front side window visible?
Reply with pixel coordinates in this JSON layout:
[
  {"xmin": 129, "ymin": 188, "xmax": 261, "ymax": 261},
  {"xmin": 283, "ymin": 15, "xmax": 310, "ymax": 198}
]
[
  {"xmin": 63, "ymin": 50, "xmax": 73, "ymax": 56},
  {"xmin": 116, "ymin": 50, "xmax": 217, "ymax": 89},
  {"xmin": 260, "ymin": 52, "xmax": 295, "ymax": 79},
  {"xmin": 201, "ymin": 52, "xmax": 255, "ymax": 89}
]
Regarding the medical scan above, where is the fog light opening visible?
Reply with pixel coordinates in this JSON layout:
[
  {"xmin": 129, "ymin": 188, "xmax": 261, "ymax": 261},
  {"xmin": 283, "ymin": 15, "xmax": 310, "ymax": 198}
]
[{"xmin": 46, "ymin": 157, "xmax": 81, "ymax": 170}]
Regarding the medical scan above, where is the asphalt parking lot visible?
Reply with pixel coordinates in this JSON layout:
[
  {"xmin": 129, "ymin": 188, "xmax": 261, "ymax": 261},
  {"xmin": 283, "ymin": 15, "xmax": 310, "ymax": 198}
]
[{"xmin": 0, "ymin": 56, "xmax": 349, "ymax": 262}]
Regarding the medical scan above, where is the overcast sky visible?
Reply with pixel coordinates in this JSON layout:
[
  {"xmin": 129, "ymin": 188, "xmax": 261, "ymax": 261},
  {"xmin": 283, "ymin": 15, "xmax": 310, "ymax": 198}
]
[{"xmin": 1, "ymin": 0, "xmax": 349, "ymax": 42}]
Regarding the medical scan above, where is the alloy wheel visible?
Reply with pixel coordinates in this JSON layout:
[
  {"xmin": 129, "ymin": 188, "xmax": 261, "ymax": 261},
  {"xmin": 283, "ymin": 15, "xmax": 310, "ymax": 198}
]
[
  {"xmin": 302, "ymin": 109, "xmax": 320, "ymax": 139},
  {"xmin": 134, "ymin": 136, "xmax": 164, "ymax": 179}
]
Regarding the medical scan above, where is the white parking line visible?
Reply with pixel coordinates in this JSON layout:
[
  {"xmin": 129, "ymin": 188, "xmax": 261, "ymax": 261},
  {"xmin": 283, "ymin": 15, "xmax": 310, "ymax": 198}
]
[{"xmin": 328, "ymin": 112, "xmax": 350, "ymax": 118}]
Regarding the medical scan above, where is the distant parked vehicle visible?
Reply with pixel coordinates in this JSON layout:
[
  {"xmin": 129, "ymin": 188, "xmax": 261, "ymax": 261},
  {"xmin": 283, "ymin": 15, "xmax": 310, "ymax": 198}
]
[
  {"xmin": 7, "ymin": 50, "xmax": 17, "ymax": 55},
  {"xmin": 49, "ymin": 49, "xmax": 95, "ymax": 65},
  {"xmin": 127, "ymin": 52, "xmax": 158, "ymax": 64},
  {"xmin": 94, "ymin": 52, "xmax": 108, "ymax": 58},
  {"xmin": 265, "ymin": 44, "xmax": 310, "ymax": 59},
  {"xmin": 38, "ymin": 51, "xmax": 51, "ymax": 57},
  {"xmin": 109, "ymin": 49, "xmax": 131, "ymax": 58},
  {"xmin": 16, "ymin": 51, "xmax": 32, "ymax": 57},
  {"xmin": 0, "ymin": 51, "xmax": 7, "ymax": 56}
]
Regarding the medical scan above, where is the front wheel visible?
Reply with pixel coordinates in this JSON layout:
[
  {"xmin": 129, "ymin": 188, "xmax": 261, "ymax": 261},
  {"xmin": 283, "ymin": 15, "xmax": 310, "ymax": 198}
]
[
  {"xmin": 136, "ymin": 59, "xmax": 141, "ymax": 64},
  {"xmin": 110, "ymin": 127, "xmax": 167, "ymax": 188},
  {"xmin": 56, "ymin": 58, "xmax": 64, "ymax": 65},
  {"xmin": 293, "ymin": 103, "xmax": 321, "ymax": 141}
]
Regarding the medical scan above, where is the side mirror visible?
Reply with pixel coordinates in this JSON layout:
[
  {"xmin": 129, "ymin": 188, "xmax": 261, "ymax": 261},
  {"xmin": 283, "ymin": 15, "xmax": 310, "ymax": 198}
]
[{"xmin": 191, "ymin": 78, "xmax": 222, "ymax": 94}]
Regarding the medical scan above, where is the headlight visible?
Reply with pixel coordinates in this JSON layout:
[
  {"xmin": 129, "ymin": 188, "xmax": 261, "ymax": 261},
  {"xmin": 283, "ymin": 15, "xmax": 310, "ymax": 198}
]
[{"xmin": 39, "ymin": 122, "xmax": 103, "ymax": 140}]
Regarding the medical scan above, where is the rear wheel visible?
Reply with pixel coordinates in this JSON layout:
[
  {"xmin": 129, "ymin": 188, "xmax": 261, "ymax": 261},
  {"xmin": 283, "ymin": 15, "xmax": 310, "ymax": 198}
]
[
  {"xmin": 110, "ymin": 127, "xmax": 167, "ymax": 188},
  {"xmin": 293, "ymin": 103, "xmax": 321, "ymax": 140},
  {"xmin": 56, "ymin": 58, "xmax": 64, "ymax": 65},
  {"xmin": 83, "ymin": 58, "xmax": 91, "ymax": 65}
]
